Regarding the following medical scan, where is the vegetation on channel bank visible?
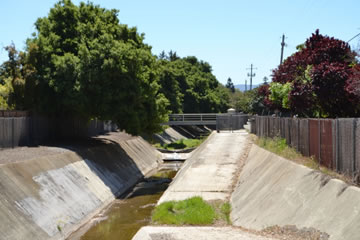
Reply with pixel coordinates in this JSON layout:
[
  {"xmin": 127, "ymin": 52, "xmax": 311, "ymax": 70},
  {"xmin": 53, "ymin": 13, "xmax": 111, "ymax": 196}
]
[{"xmin": 151, "ymin": 196, "xmax": 231, "ymax": 225}]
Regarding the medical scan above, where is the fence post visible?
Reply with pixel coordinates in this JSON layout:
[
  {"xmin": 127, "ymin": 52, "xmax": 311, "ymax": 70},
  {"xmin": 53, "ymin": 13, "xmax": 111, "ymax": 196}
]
[
  {"xmin": 353, "ymin": 118, "xmax": 357, "ymax": 176},
  {"xmin": 308, "ymin": 119, "xmax": 311, "ymax": 160},
  {"xmin": 11, "ymin": 117, "xmax": 15, "ymax": 148},
  {"xmin": 335, "ymin": 118, "xmax": 339, "ymax": 172},
  {"xmin": 278, "ymin": 117, "xmax": 281, "ymax": 137},
  {"xmin": 318, "ymin": 119, "xmax": 321, "ymax": 167},
  {"xmin": 216, "ymin": 115, "xmax": 219, "ymax": 132},
  {"xmin": 288, "ymin": 118, "xmax": 291, "ymax": 145},
  {"xmin": 297, "ymin": 119, "xmax": 300, "ymax": 152}
]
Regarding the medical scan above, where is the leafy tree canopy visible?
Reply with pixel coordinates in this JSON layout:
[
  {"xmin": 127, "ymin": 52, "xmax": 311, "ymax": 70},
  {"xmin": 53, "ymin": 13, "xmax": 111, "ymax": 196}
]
[
  {"xmin": 269, "ymin": 82, "xmax": 291, "ymax": 110},
  {"xmin": 225, "ymin": 77, "xmax": 235, "ymax": 93},
  {"xmin": 158, "ymin": 51, "xmax": 229, "ymax": 113},
  {"xmin": 267, "ymin": 30, "xmax": 360, "ymax": 117},
  {"xmin": 0, "ymin": 44, "xmax": 30, "ymax": 110},
  {"xmin": 1, "ymin": 0, "xmax": 233, "ymax": 134},
  {"xmin": 24, "ymin": 0, "xmax": 169, "ymax": 135}
]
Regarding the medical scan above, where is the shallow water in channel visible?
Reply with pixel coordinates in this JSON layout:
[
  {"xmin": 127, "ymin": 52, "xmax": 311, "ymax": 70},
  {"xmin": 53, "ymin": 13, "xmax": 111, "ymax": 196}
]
[{"xmin": 70, "ymin": 169, "xmax": 177, "ymax": 240}]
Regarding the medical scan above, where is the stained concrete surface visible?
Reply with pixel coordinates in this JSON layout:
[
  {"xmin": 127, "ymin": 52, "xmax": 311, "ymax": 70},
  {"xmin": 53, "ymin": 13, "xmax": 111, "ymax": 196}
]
[
  {"xmin": 0, "ymin": 133, "xmax": 162, "ymax": 240},
  {"xmin": 231, "ymin": 145, "xmax": 360, "ymax": 240},
  {"xmin": 132, "ymin": 226, "xmax": 275, "ymax": 240},
  {"xmin": 158, "ymin": 130, "xmax": 250, "ymax": 203},
  {"xmin": 152, "ymin": 128, "xmax": 188, "ymax": 145}
]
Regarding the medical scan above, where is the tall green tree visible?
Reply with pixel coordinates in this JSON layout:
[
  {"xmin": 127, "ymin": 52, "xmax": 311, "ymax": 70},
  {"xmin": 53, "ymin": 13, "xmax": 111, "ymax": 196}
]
[
  {"xmin": 0, "ymin": 44, "xmax": 32, "ymax": 110},
  {"xmin": 225, "ymin": 77, "xmax": 235, "ymax": 93},
  {"xmin": 25, "ymin": 0, "xmax": 169, "ymax": 135},
  {"xmin": 158, "ymin": 54, "xmax": 229, "ymax": 113}
]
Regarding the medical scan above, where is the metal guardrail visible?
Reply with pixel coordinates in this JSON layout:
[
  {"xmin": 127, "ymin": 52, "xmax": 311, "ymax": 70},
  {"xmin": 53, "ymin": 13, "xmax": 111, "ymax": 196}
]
[
  {"xmin": 164, "ymin": 114, "xmax": 249, "ymax": 130},
  {"xmin": 165, "ymin": 114, "xmax": 217, "ymax": 125}
]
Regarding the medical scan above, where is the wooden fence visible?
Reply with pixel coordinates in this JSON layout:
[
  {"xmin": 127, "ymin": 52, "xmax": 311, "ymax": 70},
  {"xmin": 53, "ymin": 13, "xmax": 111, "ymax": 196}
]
[
  {"xmin": 251, "ymin": 116, "xmax": 360, "ymax": 177},
  {"xmin": 0, "ymin": 113, "xmax": 117, "ymax": 148}
]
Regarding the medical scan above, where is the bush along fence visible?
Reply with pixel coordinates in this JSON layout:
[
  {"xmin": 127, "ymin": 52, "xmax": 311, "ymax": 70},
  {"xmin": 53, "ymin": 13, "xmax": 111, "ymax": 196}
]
[
  {"xmin": 0, "ymin": 111, "xmax": 117, "ymax": 149},
  {"xmin": 251, "ymin": 116, "xmax": 360, "ymax": 178}
]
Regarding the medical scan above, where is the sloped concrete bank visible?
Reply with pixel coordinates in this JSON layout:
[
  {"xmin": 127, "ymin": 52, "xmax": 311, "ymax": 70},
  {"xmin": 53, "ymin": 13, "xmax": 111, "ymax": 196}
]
[
  {"xmin": 231, "ymin": 145, "xmax": 360, "ymax": 240},
  {"xmin": 0, "ymin": 133, "xmax": 162, "ymax": 240},
  {"xmin": 158, "ymin": 131, "xmax": 250, "ymax": 204}
]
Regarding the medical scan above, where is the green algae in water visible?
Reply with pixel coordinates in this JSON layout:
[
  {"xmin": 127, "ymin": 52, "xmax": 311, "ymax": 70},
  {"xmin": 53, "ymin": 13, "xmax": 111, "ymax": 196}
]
[{"xmin": 79, "ymin": 170, "xmax": 176, "ymax": 240}]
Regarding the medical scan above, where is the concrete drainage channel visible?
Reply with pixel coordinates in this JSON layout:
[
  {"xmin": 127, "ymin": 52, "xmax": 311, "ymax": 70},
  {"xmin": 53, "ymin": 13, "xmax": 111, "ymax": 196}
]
[
  {"xmin": 133, "ymin": 131, "xmax": 269, "ymax": 240},
  {"xmin": 72, "ymin": 130, "xmax": 360, "ymax": 240},
  {"xmin": 134, "ymin": 130, "xmax": 360, "ymax": 240},
  {"xmin": 67, "ymin": 164, "xmax": 180, "ymax": 240},
  {"xmin": 66, "ymin": 142, "xmax": 193, "ymax": 240},
  {"xmin": 3, "ymin": 129, "xmax": 360, "ymax": 239},
  {"xmin": 68, "ymin": 134, "xmax": 208, "ymax": 240},
  {"xmin": 0, "ymin": 132, "xmax": 178, "ymax": 240}
]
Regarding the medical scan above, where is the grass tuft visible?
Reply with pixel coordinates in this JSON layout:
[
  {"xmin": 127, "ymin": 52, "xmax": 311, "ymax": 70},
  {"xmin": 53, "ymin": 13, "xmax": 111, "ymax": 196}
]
[
  {"xmin": 256, "ymin": 136, "xmax": 301, "ymax": 160},
  {"xmin": 152, "ymin": 196, "xmax": 216, "ymax": 225},
  {"xmin": 220, "ymin": 202, "xmax": 232, "ymax": 224}
]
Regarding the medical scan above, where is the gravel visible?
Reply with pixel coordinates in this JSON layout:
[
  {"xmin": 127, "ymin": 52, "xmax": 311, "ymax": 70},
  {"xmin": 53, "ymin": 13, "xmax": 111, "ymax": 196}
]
[{"xmin": 260, "ymin": 225, "xmax": 330, "ymax": 240}]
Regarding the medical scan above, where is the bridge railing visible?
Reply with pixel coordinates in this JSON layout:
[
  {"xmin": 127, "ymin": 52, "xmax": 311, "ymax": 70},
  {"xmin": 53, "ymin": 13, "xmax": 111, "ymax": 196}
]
[
  {"xmin": 168, "ymin": 114, "xmax": 217, "ymax": 122},
  {"xmin": 165, "ymin": 113, "xmax": 249, "ymax": 130}
]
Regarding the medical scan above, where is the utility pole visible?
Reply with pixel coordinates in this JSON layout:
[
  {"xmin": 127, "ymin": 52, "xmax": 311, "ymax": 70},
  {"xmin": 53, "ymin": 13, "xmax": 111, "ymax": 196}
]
[
  {"xmin": 247, "ymin": 64, "xmax": 257, "ymax": 90},
  {"xmin": 245, "ymin": 79, "xmax": 247, "ymax": 91},
  {"xmin": 280, "ymin": 34, "xmax": 286, "ymax": 65}
]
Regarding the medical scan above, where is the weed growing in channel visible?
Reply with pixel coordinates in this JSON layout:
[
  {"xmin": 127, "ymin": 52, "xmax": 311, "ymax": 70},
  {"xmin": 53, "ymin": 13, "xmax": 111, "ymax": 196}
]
[{"xmin": 152, "ymin": 196, "xmax": 216, "ymax": 225}]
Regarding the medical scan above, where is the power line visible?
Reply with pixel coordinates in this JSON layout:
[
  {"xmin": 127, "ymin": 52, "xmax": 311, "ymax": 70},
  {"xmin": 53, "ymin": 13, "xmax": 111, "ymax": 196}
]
[
  {"xmin": 246, "ymin": 64, "xmax": 257, "ymax": 90},
  {"xmin": 348, "ymin": 32, "xmax": 360, "ymax": 43}
]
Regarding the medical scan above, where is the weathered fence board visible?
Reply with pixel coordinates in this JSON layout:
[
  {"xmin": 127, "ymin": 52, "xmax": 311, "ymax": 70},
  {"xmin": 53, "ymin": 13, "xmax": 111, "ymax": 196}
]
[
  {"xmin": 299, "ymin": 119, "xmax": 309, "ymax": 157},
  {"xmin": 309, "ymin": 119, "xmax": 320, "ymax": 162},
  {"xmin": 252, "ymin": 116, "xmax": 360, "ymax": 177},
  {"xmin": 320, "ymin": 119, "xmax": 333, "ymax": 169},
  {"xmin": 355, "ymin": 119, "xmax": 360, "ymax": 176},
  {"xmin": 338, "ymin": 118, "xmax": 354, "ymax": 174}
]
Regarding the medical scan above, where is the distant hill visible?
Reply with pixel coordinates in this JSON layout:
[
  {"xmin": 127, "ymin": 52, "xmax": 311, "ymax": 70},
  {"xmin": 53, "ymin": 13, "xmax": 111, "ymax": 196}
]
[{"xmin": 235, "ymin": 84, "xmax": 260, "ymax": 92}]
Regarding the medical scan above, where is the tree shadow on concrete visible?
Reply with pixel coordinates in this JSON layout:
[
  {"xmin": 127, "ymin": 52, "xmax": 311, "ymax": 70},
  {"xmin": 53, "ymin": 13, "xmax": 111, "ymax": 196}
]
[{"xmin": 43, "ymin": 132, "xmax": 153, "ymax": 198}]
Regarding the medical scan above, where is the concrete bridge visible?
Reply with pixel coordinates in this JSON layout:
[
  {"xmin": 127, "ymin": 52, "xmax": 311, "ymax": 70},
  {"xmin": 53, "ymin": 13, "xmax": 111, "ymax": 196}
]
[
  {"xmin": 163, "ymin": 113, "xmax": 249, "ymax": 131},
  {"xmin": 164, "ymin": 114, "xmax": 217, "ymax": 126}
]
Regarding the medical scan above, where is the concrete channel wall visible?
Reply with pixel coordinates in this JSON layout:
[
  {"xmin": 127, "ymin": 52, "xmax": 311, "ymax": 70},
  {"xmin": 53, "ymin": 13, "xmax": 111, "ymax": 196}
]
[
  {"xmin": 231, "ymin": 145, "xmax": 360, "ymax": 240},
  {"xmin": 158, "ymin": 131, "xmax": 249, "ymax": 204},
  {"xmin": 0, "ymin": 136, "xmax": 162, "ymax": 240}
]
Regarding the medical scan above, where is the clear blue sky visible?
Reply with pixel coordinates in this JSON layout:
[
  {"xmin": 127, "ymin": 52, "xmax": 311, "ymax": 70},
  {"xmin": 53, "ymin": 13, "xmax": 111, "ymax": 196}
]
[{"xmin": 1, "ymin": 0, "xmax": 359, "ymax": 85}]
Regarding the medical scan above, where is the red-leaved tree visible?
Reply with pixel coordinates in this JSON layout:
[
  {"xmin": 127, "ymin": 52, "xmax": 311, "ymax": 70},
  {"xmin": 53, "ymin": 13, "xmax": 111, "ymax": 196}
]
[
  {"xmin": 270, "ymin": 30, "xmax": 359, "ymax": 117},
  {"xmin": 346, "ymin": 64, "xmax": 360, "ymax": 113}
]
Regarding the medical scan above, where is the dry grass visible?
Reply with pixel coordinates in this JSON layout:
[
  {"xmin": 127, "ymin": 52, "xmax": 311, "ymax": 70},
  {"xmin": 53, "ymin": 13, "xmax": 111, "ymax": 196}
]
[{"xmin": 252, "ymin": 135, "xmax": 354, "ymax": 186}]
